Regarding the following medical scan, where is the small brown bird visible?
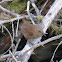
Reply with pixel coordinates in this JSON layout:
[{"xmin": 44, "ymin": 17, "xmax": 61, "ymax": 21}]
[{"xmin": 20, "ymin": 18, "xmax": 44, "ymax": 39}]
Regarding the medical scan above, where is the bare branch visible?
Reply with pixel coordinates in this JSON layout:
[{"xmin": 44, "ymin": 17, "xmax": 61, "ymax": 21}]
[
  {"xmin": 12, "ymin": 22, "xmax": 15, "ymax": 52},
  {"xmin": 40, "ymin": 0, "xmax": 49, "ymax": 13},
  {"xmin": 13, "ymin": 39, "xmax": 21, "ymax": 53},
  {"xmin": 16, "ymin": 19, "xmax": 19, "ymax": 37},
  {"xmin": 27, "ymin": 1, "xmax": 35, "ymax": 24},
  {"xmin": 0, "ymin": 15, "xmax": 28, "ymax": 24},
  {"xmin": 9, "ymin": 50, "xmax": 18, "ymax": 62},
  {"xmin": 12, "ymin": 22, "xmax": 14, "ymax": 42},
  {"xmin": 54, "ymin": 19, "xmax": 62, "ymax": 22},
  {"xmin": 2, "ymin": 25, "xmax": 4, "ymax": 33},
  {"xmin": 50, "ymin": 41, "xmax": 62, "ymax": 62},
  {"xmin": 0, "ymin": 51, "xmax": 20, "ymax": 60},
  {"xmin": 30, "ymin": 0, "xmax": 41, "ymax": 16},
  {"xmin": 0, "ymin": 5, "xmax": 20, "ymax": 17}
]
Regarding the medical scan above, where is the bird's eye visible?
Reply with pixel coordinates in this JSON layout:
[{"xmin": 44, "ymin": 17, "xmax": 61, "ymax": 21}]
[{"xmin": 38, "ymin": 31, "xmax": 41, "ymax": 32}]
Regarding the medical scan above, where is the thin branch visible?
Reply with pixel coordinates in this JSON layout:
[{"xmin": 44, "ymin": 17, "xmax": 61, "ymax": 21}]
[
  {"xmin": 12, "ymin": 21, "xmax": 15, "ymax": 52},
  {"xmin": 30, "ymin": 0, "xmax": 41, "ymax": 16},
  {"xmin": 16, "ymin": 19, "xmax": 19, "ymax": 37},
  {"xmin": 27, "ymin": 1, "xmax": 35, "ymax": 24},
  {"xmin": 13, "ymin": 39, "xmax": 21, "ymax": 53},
  {"xmin": 40, "ymin": 0, "xmax": 49, "ymax": 13},
  {"xmin": 0, "ymin": 15, "xmax": 28, "ymax": 24},
  {"xmin": 0, "ymin": 5, "xmax": 20, "ymax": 17},
  {"xmin": 50, "ymin": 41, "xmax": 62, "ymax": 62},
  {"xmin": 0, "ymin": 51, "xmax": 20, "ymax": 60},
  {"xmin": 9, "ymin": 50, "xmax": 18, "ymax": 62},
  {"xmin": 12, "ymin": 21, "xmax": 14, "ymax": 42},
  {"xmin": 54, "ymin": 19, "xmax": 62, "ymax": 22},
  {"xmin": 2, "ymin": 25, "xmax": 4, "ymax": 33}
]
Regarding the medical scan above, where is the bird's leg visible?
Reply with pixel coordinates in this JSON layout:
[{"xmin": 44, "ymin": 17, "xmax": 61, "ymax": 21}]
[{"xmin": 30, "ymin": 41, "xmax": 35, "ymax": 45}]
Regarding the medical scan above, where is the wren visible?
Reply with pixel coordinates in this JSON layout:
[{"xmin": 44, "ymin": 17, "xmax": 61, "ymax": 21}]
[{"xmin": 20, "ymin": 18, "xmax": 44, "ymax": 39}]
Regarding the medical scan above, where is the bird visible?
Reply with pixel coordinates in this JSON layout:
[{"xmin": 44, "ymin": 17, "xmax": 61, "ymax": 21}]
[{"xmin": 20, "ymin": 18, "xmax": 44, "ymax": 39}]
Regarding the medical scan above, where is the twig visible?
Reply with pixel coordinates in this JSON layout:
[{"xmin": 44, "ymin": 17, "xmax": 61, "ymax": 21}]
[
  {"xmin": 6, "ymin": 57, "xmax": 10, "ymax": 62},
  {"xmin": 27, "ymin": 1, "xmax": 35, "ymax": 24},
  {"xmin": 0, "ymin": 51, "xmax": 20, "ymax": 60},
  {"xmin": 12, "ymin": 21, "xmax": 14, "ymax": 42},
  {"xmin": 0, "ymin": 15, "xmax": 28, "ymax": 24},
  {"xmin": 30, "ymin": 0, "xmax": 41, "ymax": 16},
  {"xmin": 2, "ymin": 25, "xmax": 4, "ymax": 33},
  {"xmin": 12, "ymin": 21, "xmax": 15, "ymax": 52},
  {"xmin": 0, "ymin": 5, "xmax": 20, "ymax": 17},
  {"xmin": 54, "ymin": 19, "xmax": 62, "ymax": 22},
  {"xmin": 50, "ymin": 41, "xmax": 62, "ymax": 62},
  {"xmin": 9, "ymin": 50, "xmax": 18, "ymax": 62},
  {"xmin": 16, "ymin": 19, "xmax": 19, "ymax": 37},
  {"xmin": 40, "ymin": 0, "xmax": 49, "ymax": 13},
  {"xmin": 13, "ymin": 39, "xmax": 21, "ymax": 53}
]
